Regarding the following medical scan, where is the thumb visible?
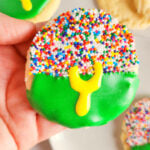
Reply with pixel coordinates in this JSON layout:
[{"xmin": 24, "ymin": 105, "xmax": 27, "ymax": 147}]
[{"xmin": 0, "ymin": 13, "xmax": 36, "ymax": 45}]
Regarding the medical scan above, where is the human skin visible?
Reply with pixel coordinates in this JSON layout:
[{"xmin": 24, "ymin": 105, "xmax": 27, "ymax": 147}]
[{"xmin": 0, "ymin": 13, "xmax": 65, "ymax": 150}]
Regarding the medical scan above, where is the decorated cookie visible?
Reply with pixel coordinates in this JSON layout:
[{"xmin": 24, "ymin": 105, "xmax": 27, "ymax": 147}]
[
  {"xmin": 25, "ymin": 8, "xmax": 140, "ymax": 128},
  {"xmin": 121, "ymin": 98, "xmax": 150, "ymax": 150},
  {"xmin": 96, "ymin": 0, "xmax": 150, "ymax": 29},
  {"xmin": 0, "ymin": 0, "xmax": 60, "ymax": 23}
]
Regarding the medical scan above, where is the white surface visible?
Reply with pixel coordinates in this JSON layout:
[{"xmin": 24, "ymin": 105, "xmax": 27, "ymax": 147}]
[{"xmin": 33, "ymin": 0, "xmax": 150, "ymax": 149}]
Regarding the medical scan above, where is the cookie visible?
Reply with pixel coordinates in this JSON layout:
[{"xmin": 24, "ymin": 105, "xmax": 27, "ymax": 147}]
[
  {"xmin": 96, "ymin": 0, "xmax": 150, "ymax": 29},
  {"xmin": 25, "ymin": 8, "xmax": 140, "ymax": 128},
  {"xmin": 121, "ymin": 98, "xmax": 150, "ymax": 150},
  {"xmin": 134, "ymin": 0, "xmax": 150, "ymax": 19},
  {"xmin": 0, "ymin": 0, "xmax": 60, "ymax": 23}
]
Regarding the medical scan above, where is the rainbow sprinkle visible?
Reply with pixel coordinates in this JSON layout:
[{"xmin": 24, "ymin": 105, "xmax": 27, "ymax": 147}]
[
  {"xmin": 125, "ymin": 99, "xmax": 150, "ymax": 146},
  {"xmin": 29, "ymin": 8, "xmax": 139, "ymax": 77}
]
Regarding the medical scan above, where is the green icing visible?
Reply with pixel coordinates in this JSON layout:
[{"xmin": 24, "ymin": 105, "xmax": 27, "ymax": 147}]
[
  {"xmin": 26, "ymin": 72, "xmax": 139, "ymax": 128},
  {"xmin": 0, "ymin": 0, "xmax": 49, "ymax": 19},
  {"xmin": 132, "ymin": 144, "xmax": 150, "ymax": 150}
]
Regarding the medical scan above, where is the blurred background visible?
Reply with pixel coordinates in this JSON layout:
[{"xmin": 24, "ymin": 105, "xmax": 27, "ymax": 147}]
[{"xmin": 31, "ymin": 0, "xmax": 150, "ymax": 149}]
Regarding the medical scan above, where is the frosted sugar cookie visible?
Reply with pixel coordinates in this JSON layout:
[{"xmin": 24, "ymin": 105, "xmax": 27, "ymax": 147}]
[
  {"xmin": 25, "ymin": 8, "xmax": 140, "ymax": 128},
  {"xmin": 0, "ymin": 0, "xmax": 60, "ymax": 23},
  {"xmin": 121, "ymin": 98, "xmax": 150, "ymax": 150}
]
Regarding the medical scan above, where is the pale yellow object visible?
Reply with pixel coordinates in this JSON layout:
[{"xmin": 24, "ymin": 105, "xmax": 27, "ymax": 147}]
[
  {"xmin": 68, "ymin": 62, "xmax": 103, "ymax": 116},
  {"xmin": 134, "ymin": 0, "xmax": 150, "ymax": 18},
  {"xmin": 21, "ymin": 0, "xmax": 32, "ymax": 11},
  {"xmin": 25, "ymin": 50, "xmax": 33, "ymax": 90},
  {"xmin": 27, "ymin": 0, "xmax": 61, "ymax": 23},
  {"xmin": 121, "ymin": 122, "xmax": 131, "ymax": 150},
  {"xmin": 96, "ymin": 0, "xmax": 150, "ymax": 29}
]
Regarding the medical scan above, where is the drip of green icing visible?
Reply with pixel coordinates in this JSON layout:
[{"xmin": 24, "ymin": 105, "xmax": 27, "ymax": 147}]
[
  {"xmin": 26, "ymin": 72, "xmax": 139, "ymax": 128},
  {"xmin": 0, "ymin": 0, "xmax": 49, "ymax": 19},
  {"xmin": 131, "ymin": 144, "xmax": 150, "ymax": 150}
]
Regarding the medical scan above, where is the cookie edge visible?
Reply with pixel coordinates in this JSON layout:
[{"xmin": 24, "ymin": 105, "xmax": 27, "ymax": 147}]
[{"xmin": 27, "ymin": 0, "xmax": 61, "ymax": 23}]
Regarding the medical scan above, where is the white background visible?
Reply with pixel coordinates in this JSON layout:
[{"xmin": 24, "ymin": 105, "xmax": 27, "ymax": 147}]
[{"xmin": 32, "ymin": 0, "xmax": 150, "ymax": 149}]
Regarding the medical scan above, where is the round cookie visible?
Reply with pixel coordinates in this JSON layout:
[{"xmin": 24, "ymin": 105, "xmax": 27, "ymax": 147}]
[
  {"xmin": 121, "ymin": 98, "xmax": 150, "ymax": 150},
  {"xmin": 0, "ymin": 0, "xmax": 60, "ymax": 23},
  {"xmin": 25, "ymin": 8, "xmax": 140, "ymax": 128},
  {"xmin": 96, "ymin": 0, "xmax": 150, "ymax": 30}
]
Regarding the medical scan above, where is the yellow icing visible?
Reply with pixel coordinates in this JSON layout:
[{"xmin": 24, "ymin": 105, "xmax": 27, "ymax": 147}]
[
  {"xmin": 68, "ymin": 62, "xmax": 103, "ymax": 116},
  {"xmin": 20, "ymin": 0, "xmax": 32, "ymax": 11}
]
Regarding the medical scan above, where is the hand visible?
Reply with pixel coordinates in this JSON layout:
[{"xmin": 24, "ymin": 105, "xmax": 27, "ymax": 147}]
[{"xmin": 0, "ymin": 13, "xmax": 65, "ymax": 150}]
